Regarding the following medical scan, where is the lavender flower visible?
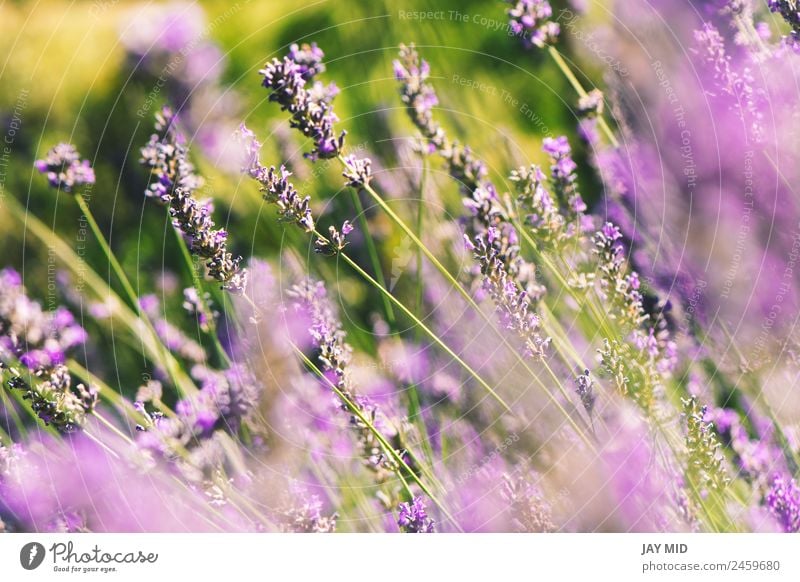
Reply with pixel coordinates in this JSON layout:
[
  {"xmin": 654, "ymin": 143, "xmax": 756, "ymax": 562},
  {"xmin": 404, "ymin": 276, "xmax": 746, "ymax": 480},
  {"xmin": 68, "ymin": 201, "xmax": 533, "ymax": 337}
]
[
  {"xmin": 397, "ymin": 496, "xmax": 435, "ymax": 533},
  {"xmin": 501, "ymin": 472, "xmax": 555, "ymax": 532},
  {"xmin": 34, "ymin": 143, "xmax": 95, "ymax": 192},
  {"xmin": 394, "ymin": 44, "xmax": 538, "ymax": 299},
  {"xmin": 0, "ymin": 268, "xmax": 94, "ymax": 432},
  {"xmin": 469, "ymin": 229, "xmax": 549, "ymax": 359},
  {"xmin": 511, "ymin": 137, "xmax": 589, "ymax": 247},
  {"xmin": 593, "ymin": 223, "xmax": 647, "ymax": 332},
  {"xmin": 287, "ymin": 42, "xmax": 326, "ymax": 81},
  {"xmin": 278, "ymin": 483, "xmax": 337, "ymax": 533},
  {"xmin": 140, "ymin": 107, "xmax": 247, "ymax": 294},
  {"xmin": 394, "ymin": 45, "xmax": 442, "ymax": 145},
  {"xmin": 288, "ymin": 278, "xmax": 398, "ymax": 481},
  {"xmin": 238, "ymin": 124, "xmax": 353, "ymax": 255},
  {"xmin": 574, "ymin": 368, "xmax": 596, "ymax": 418},
  {"xmin": 577, "ymin": 89, "xmax": 605, "ymax": 118},
  {"xmin": 258, "ymin": 50, "xmax": 345, "ymax": 160},
  {"xmin": 683, "ymin": 396, "xmax": 730, "ymax": 494},
  {"xmin": 694, "ymin": 23, "xmax": 766, "ymax": 142},
  {"xmin": 542, "ymin": 136, "xmax": 586, "ymax": 219},
  {"xmin": 506, "ymin": 0, "xmax": 560, "ymax": 49},
  {"xmin": 4, "ymin": 365, "xmax": 96, "ymax": 433},
  {"xmin": 510, "ymin": 163, "xmax": 566, "ymax": 246},
  {"xmin": 341, "ymin": 154, "xmax": 372, "ymax": 189},
  {"xmin": 765, "ymin": 474, "xmax": 800, "ymax": 532}
]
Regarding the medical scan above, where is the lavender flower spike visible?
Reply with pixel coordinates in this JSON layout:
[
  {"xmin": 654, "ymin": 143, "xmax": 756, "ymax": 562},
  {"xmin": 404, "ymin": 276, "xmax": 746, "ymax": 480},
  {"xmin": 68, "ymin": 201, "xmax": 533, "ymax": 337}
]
[
  {"xmin": 258, "ymin": 47, "xmax": 345, "ymax": 160},
  {"xmin": 470, "ymin": 229, "xmax": 550, "ymax": 359},
  {"xmin": 1, "ymin": 268, "xmax": 95, "ymax": 432},
  {"xmin": 35, "ymin": 143, "xmax": 95, "ymax": 192},
  {"xmin": 140, "ymin": 107, "xmax": 247, "ymax": 294},
  {"xmin": 765, "ymin": 474, "xmax": 800, "ymax": 533},
  {"xmin": 397, "ymin": 496, "xmax": 435, "ymax": 533},
  {"xmin": 506, "ymin": 0, "xmax": 560, "ymax": 49},
  {"xmin": 238, "ymin": 124, "xmax": 353, "ymax": 255},
  {"xmin": 288, "ymin": 278, "xmax": 397, "ymax": 480}
]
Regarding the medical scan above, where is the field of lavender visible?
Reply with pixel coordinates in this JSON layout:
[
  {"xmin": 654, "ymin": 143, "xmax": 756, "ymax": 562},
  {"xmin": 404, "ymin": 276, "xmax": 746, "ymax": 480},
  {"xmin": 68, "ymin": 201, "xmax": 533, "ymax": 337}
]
[{"xmin": 0, "ymin": 0, "xmax": 799, "ymax": 534}]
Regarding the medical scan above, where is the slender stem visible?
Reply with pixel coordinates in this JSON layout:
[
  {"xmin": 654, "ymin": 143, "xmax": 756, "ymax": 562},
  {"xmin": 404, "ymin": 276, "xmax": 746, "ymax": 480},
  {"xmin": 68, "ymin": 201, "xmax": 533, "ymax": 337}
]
[
  {"xmin": 293, "ymin": 343, "xmax": 463, "ymax": 531},
  {"xmin": 325, "ymin": 176, "xmax": 596, "ymax": 448},
  {"xmin": 170, "ymin": 218, "xmax": 231, "ymax": 367},
  {"xmin": 336, "ymin": 246, "xmax": 512, "ymax": 413},
  {"xmin": 414, "ymin": 156, "xmax": 428, "ymax": 332},
  {"xmin": 547, "ymin": 46, "xmax": 619, "ymax": 148},
  {"xmin": 348, "ymin": 188, "xmax": 396, "ymax": 325},
  {"xmin": 72, "ymin": 192, "xmax": 196, "ymax": 396}
]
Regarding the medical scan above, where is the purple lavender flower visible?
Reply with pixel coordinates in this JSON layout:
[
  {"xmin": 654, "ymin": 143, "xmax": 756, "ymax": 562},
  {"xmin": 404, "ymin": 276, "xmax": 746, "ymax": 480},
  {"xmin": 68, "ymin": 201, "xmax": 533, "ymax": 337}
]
[
  {"xmin": 341, "ymin": 154, "xmax": 372, "ymax": 189},
  {"xmin": 471, "ymin": 230, "xmax": 549, "ymax": 359},
  {"xmin": 287, "ymin": 42, "xmax": 326, "ymax": 81},
  {"xmin": 694, "ymin": 23, "xmax": 766, "ymax": 142},
  {"xmin": 238, "ymin": 124, "xmax": 353, "ymax": 255},
  {"xmin": 501, "ymin": 472, "xmax": 555, "ymax": 532},
  {"xmin": 543, "ymin": 136, "xmax": 586, "ymax": 218},
  {"xmin": 593, "ymin": 223, "xmax": 647, "ymax": 332},
  {"xmin": 574, "ymin": 369, "xmax": 596, "ymax": 418},
  {"xmin": 34, "ymin": 143, "xmax": 95, "ymax": 192},
  {"xmin": 0, "ymin": 267, "xmax": 94, "ymax": 432},
  {"xmin": 765, "ymin": 474, "xmax": 800, "ymax": 532},
  {"xmin": 394, "ymin": 44, "xmax": 539, "ymax": 300},
  {"xmin": 258, "ymin": 51, "xmax": 345, "ymax": 160},
  {"xmin": 278, "ymin": 482, "xmax": 337, "ymax": 533},
  {"xmin": 0, "ymin": 433, "xmax": 250, "ymax": 532},
  {"xmin": 288, "ymin": 278, "xmax": 398, "ymax": 480},
  {"xmin": 577, "ymin": 89, "xmax": 605, "ymax": 118},
  {"xmin": 140, "ymin": 107, "xmax": 247, "ymax": 293},
  {"xmin": 506, "ymin": 0, "xmax": 560, "ymax": 49},
  {"xmin": 397, "ymin": 496, "xmax": 435, "ymax": 533}
]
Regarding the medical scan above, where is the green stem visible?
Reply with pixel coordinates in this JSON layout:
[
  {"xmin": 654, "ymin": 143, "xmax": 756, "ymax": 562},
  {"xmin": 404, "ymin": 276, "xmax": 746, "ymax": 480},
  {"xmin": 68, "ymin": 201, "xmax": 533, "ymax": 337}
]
[
  {"xmin": 292, "ymin": 343, "xmax": 463, "ymax": 531},
  {"xmin": 170, "ymin": 219, "xmax": 231, "ymax": 367},
  {"xmin": 348, "ymin": 189, "xmax": 395, "ymax": 325},
  {"xmin": 326, "ymin": 176, "xmax": 596, "ymax": 448},
  {"xmin": 72, "ymin": 192, "xmax": 197, "ymax": 396},
  {"xmin": 547, "ymin": 46, "xmax": 619, "ymax": 148}
]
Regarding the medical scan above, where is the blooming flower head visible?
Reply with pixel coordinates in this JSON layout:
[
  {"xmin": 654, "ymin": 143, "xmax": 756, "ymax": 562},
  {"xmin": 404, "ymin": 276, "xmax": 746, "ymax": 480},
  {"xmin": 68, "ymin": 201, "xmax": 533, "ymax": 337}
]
[
  {"xmin": 35, "ymin": 143, "xmax": 95, "ymax": 192},
  {"xmin": 506, "ymin": 0, "xmax": 560, "ymax": 49},
  {"xmin": 397, "ymin": 496, "xmax": 434, "ymax": 533},
  {"xmin": 765, "ymin": 474, "xmax": 800, "ymax": 533},
  {"xmin": 140, "ymin": 107, "xmax": 247, "ymax": 294},
  {"xmin": 258, "ymin": 48, "xmax": 346, "ymax": 160}
]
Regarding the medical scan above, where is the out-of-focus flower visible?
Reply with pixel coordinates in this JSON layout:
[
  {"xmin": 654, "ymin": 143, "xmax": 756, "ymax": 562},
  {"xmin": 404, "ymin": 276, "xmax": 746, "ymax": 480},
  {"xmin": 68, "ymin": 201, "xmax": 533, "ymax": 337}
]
[
  {"xmin": 506, "ymin": 0, "xmax": 560, "ymax": 49},
  {"xmin": 501, "ymin": 472, "xmax": 555, "ymax": 532},
  {"xmin": 765, "ymin": 474, "xmax": 800, "ymax": 532},
  {"xmin": 288, "ymin": 278, "xmax": 398, "ymax": 481},
  {"xmin": 34, "ymin": 144, "xmax": 95, "ymax": 192},
  {"xmin": 0, "ymin": 268, "xmax": 94, "ymax": 432}
]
